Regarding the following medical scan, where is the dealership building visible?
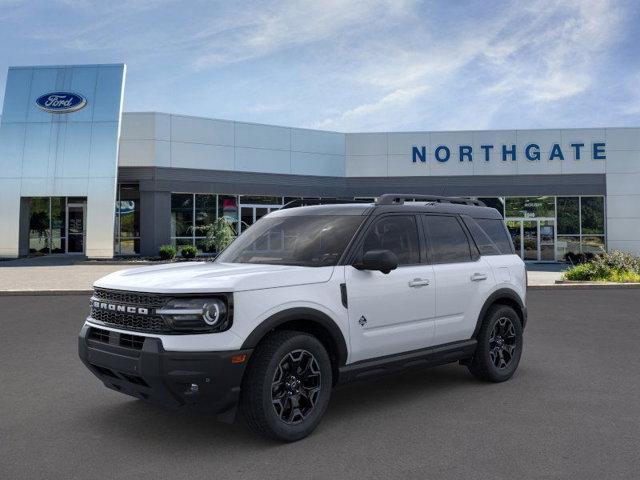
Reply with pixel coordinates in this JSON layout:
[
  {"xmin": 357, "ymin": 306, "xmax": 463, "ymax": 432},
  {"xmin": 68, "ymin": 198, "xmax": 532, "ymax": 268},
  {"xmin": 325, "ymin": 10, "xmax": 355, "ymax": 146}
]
[{"xmin": 1, "ymin": 63, "xmax": 639, "ymax": 261}]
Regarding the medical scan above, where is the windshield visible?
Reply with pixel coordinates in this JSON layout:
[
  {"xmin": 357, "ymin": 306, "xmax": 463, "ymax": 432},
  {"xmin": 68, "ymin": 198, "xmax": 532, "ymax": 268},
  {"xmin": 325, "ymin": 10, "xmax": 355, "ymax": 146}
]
[{"xmin": 216, "ymin": 215, "xmax": 364, "ymax": 267}]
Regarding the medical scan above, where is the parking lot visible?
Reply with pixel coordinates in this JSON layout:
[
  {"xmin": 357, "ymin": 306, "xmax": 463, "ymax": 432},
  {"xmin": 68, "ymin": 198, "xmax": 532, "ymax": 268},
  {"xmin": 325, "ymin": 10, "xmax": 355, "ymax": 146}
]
[{"xmin": 1, "ymin": 289, "xmax": 639, "ymax": 480}]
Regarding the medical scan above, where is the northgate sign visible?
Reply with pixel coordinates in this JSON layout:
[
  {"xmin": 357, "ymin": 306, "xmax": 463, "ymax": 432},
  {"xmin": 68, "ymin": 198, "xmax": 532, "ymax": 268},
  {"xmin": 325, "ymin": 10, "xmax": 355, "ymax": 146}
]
[{"xmin": 411, "ymin": 142, "xmax": 606, "ymax": 163}]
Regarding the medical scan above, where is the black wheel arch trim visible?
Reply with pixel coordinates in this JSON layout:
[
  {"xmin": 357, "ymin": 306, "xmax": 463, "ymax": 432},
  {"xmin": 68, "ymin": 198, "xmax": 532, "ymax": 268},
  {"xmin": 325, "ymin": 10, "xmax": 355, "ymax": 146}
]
[
  {"xmin": 473, "ymin": 288, "xmax": 527, "ymax": 338},
  {"xmin": 241, "ymin": 307, "xmax": 349, "ymax": 367}
]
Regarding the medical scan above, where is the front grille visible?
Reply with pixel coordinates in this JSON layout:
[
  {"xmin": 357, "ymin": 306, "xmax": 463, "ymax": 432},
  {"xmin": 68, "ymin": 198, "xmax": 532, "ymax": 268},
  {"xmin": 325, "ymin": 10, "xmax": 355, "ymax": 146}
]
[
  {"xmin": 90, "ymin": 307, "xmax": 168, "ymax": 333},
  {"xmin": 93, "ymin": 288, "xmax": 167, "ymax": 309},
  {"xmin": 90, "ymin": 288, "xmax": 170, "ymax": 333}
]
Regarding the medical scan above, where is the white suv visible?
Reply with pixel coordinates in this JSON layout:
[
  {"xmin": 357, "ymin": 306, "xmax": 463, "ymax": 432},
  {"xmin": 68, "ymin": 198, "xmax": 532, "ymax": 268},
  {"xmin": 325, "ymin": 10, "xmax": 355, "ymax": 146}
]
[{"xmin": 79, "ymin": 194, "xmax": 527, "ymax": 442}]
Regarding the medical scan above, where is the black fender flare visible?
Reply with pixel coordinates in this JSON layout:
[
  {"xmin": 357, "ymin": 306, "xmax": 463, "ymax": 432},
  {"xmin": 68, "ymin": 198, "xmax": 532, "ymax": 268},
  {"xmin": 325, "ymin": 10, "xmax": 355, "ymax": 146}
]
[
  {"xmin": 473, "ymin": 288, "xmax": 527, "ymax": 338},
  {"xmin": 241, "ymin": 307, "xmax": 349, "ymax": 367}
]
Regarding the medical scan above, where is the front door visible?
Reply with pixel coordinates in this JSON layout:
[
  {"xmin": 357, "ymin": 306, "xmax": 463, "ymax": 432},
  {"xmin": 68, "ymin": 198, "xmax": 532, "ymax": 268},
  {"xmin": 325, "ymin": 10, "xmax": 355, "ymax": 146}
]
[
  {"xmin": 506, "ymin": 219, "xmax": 556, "ymax": 261},
  {"xmin": 345, "ymin": 215, "xmax": 435, "ymax": 363},
  {"xmin": 66, "ymin": 203, "xmax": 85, "ymax": 254}
]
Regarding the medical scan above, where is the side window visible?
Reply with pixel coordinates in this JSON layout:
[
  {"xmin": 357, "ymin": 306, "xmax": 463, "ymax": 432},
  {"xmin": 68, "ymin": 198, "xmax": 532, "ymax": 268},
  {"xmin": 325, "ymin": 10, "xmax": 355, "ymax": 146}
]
[
  {"xmin": 423, "ymin": 215, "xmax": 472, "ymax": 264},
  {"xmin": 362, "ymin": 215, "xmax": 420, "ymax": 266},
  {"xmin": 475, "ymin": 218, "xmax": 514, "ymax": 254},
  {"xmin": 462, "ymin": 216, "xmax": 501, "ymax": 256}
]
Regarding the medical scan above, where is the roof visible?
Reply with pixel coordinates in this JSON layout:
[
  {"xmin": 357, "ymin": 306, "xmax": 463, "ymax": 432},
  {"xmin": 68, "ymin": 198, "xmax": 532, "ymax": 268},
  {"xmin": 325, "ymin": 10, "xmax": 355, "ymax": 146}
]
[{"xmin": 270, "ymin": 201, "xmax": 502, "ymax": 219}]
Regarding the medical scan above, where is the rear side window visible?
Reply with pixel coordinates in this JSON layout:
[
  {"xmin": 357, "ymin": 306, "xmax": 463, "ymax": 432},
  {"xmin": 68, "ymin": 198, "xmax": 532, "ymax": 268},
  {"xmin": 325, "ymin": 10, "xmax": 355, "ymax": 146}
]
[
  {"xmin": 473, "ymin": 218, "xmax": 514, "ymax": 255},
  {"xmin": 423, "ymin": 215, "xmax": 472, "ymax": 264}
]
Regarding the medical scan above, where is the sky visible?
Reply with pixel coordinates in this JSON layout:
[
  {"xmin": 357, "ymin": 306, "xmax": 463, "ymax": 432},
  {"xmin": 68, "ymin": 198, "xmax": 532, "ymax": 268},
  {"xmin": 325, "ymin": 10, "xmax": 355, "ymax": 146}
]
[{"xmin": 0, "ymin": 0, "xmax": 639, "ymax": 132}]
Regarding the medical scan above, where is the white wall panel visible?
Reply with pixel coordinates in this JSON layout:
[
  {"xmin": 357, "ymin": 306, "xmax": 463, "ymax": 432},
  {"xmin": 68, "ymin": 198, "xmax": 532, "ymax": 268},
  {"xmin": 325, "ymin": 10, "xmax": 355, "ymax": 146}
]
[
  {"xmin": 235, "ymin": 147, "xmax": 290, "ymax": 174},
  {"xmin": 606, "ymin": 128, "xmax": 640, "ymax": 151},
  {"xmin": 387, "ymin": 132, "xmax": 429, "ymax": 156},
  {"xmin": 170, "ymin": 142, "xmax": 234, "ymax": 170},
  {"xmin": 291, "ymin": 152, "xmax": 344, "ymax": 176},
  {"xmin": 235, "ymin": 122, "xmax": 290, "ymax": 150},
  {"xmin": 120, "ymin": 113, "xmax": 157, "ymax": 140},
  {"xmin": 171, "ymin": 115, "xmax": 234, "ymax": 145},
  {"xmin": 118, "ymin": 139, "xmax": 158, "ymax": 167},
  {"xmin": 346, "ymin": 133, "xmax": 387, "ymax": 156},
  {"xmin": 346, "ymin": 154, "xmax": 387, "ymax": 177},
  {"xmin": 292, "ymin": 128, "xmax": 344, "ymax": 155},
  {"xmin": 605, "ymin": 150, "xmax": 640, "ymax": 173},
  {"xmin": 388, "ymin": 153, "xmax": 430, "ymax": 176}
]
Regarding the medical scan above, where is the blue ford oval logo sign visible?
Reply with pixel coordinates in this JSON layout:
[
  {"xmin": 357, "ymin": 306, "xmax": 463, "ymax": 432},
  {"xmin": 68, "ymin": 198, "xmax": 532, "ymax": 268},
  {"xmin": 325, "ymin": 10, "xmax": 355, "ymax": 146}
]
[{"xmin": 35, "ymin": 92, "xmax": 87, "ymax": 114}]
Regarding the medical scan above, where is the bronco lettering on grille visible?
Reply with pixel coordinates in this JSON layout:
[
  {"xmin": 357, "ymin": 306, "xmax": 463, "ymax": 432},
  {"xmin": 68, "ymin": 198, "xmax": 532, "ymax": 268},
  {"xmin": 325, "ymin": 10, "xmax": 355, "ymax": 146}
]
[{"xmin": 92, "ymin": 300, "xmax": 149, "ymax": 315}]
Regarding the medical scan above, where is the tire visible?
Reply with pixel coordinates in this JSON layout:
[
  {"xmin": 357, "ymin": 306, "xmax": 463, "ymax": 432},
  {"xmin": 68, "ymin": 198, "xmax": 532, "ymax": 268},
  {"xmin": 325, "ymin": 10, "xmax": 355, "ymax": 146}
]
[
  {"xmin": 468, "ymin": 304, "xmax": 523, "ymax": 382},
  {"xmin": 241, "ymin": 330, "xmax": 333, "ymax": 442}
]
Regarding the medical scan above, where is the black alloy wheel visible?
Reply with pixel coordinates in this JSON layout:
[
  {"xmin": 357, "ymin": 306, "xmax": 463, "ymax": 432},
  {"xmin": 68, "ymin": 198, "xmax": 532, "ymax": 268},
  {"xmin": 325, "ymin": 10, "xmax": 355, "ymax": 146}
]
[
  {"xmin": 468, "ymin": 304, "xmax": 523, "ymax": 382},
  {"xmin": 242, "ymin": 330, "xmax": 332, "ymax": 442},
  {"xmin": 271, "ymin": 349, "xmax": 321, "ymax": 424},
  {"xmin": 489, "ymin": 317, "xmax": 517, "ymax": 369}
]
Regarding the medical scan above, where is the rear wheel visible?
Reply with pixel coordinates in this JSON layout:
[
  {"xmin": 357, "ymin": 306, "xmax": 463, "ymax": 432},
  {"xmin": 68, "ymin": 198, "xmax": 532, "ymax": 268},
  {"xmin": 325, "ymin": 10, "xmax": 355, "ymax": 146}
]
[
  {"xmin": 241, "ymin": 330, "xmax": 332, "ymax": 442},
  {"xmin": 468, "ymin": 304, "xmax": 523, "ymax": 382}
]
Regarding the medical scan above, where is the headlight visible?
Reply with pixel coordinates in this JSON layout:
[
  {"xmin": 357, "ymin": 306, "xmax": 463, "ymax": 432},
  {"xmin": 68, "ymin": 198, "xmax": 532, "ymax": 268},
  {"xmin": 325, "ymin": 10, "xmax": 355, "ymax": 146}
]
[{"xmin": 157, "ymin": 297, "xmax": 230, "ymax": 332}]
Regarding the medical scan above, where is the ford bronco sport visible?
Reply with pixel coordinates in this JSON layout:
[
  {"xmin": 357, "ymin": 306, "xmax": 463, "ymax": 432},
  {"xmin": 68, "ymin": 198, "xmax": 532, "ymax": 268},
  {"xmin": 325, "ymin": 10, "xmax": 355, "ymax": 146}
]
[{"xmin": 79, "ymin": 194, "xmax": 527, "ymax": 442}]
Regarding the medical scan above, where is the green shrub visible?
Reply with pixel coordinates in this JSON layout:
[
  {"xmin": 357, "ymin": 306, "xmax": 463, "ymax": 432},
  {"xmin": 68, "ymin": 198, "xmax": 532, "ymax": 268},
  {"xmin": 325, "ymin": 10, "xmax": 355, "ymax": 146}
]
[
  {"xmin": 180, "ymin": 245, "xmax": 198, "ymax": 259},
  {"xmin": 563, "ymin": 250, "xmax": 640, "ymax": 282},
  {"xmin": 158, "ymin": 245, "xmax": 177, "ymax": 260},
  {"xmin": 192, "ymin": 217, "xmax": 236, "ymax": 254}
]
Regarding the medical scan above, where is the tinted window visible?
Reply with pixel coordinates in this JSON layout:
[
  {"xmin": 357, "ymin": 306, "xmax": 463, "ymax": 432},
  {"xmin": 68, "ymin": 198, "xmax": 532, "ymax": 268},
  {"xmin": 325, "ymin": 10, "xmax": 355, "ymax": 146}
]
[
  {"xmin": 463, "ymin": 217, "xmax": 500, "ymax": 256},
  {"xmin": 475, "ymin": 218, "xmax": 514, "ymax": 254},
  {"xmin": 423, "ymin": 215, "xmax": 472, "ymax": 264},
  {"xmin": 216, "ymin": 215, "xmax": 363, "ymax": 267},
  {"xmin": 362, "ymin": 216, "xmax": 420, "ymax": 265}
]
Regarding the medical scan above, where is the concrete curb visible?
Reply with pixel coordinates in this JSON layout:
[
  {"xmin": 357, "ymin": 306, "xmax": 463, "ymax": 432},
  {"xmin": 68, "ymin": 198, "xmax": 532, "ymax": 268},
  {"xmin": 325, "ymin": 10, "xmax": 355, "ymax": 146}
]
[
  {"xmin": 0, "ymin": 290, "xmax": 93, "ymax": 296},
  {"xmin": 529, "ymin": 283, "xmax": 640, "ymax": 290}
]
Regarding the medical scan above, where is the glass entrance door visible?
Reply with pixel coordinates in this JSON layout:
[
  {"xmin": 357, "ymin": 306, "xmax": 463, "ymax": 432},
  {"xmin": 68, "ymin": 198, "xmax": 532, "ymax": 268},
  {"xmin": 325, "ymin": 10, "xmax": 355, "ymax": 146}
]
[
  {"xmin": 506, "ymin": 219, "xmax": 556, "ymax": 261},
  {"xmin": 66, "ymin": 203, "xmax": 86, "ymax": 254},
  {"xmin": 523, "ymin": 221, "xmax": 538, "ymax": 260}
]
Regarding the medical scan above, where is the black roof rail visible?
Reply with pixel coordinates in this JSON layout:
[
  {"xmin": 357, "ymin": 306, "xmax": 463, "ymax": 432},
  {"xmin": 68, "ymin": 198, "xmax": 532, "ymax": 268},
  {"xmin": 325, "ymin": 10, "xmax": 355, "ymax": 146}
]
[
  {"xmin": 376, "ymin": 194, "xmax": 486, "ymax": 207},
  {"xmin": 282, "ymin": 198, "xmax": 373, "ymax": 209}
]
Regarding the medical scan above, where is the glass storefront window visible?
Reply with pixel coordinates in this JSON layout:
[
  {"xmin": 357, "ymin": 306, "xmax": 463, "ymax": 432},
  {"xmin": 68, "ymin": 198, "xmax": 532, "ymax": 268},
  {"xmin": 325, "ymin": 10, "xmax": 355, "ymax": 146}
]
[
  {"xmin": 114, "ymin": 184, "xmax": 140, "ymax": 255},
  {"xmin": 581, "ymin": 197, "xmax": 605, "ymax": 234},
  {"xmin": 171, "ymin": 193, "xmax": 194, "ymax": 237},
  {"xmin": 240, "ymin": 195, "xmax": 282, "ymax": 205},
  {"xmin": 195, "ymin": 194, "xmax": 216, "ymax": 228},
  {"xmin": 218, "ymin": 195, "xmax": 239, "ymax": 234},
  {"xmin": 557, "ymin": 236, "xmax": 581, "ymax": 259},
  {"xmin": 29, "ymin": 198, "xmax": 50, "ymax": 254},
  {"xmin": 505, "ymin": 196, "xmax": 555, "ymax": 218},
  {"xmin": 557, "ymin": 197, "xmax": 579, "ymax": 234},
  {"xmin": 582, "ymin": 236, "xmax": 606, "ymax": 254}
]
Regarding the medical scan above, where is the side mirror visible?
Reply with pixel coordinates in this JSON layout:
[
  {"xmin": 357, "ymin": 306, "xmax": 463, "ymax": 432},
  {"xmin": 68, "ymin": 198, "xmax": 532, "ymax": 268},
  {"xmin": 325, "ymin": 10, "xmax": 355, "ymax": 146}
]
[{"xmin": 359, "ymin": 249, "xmax": 399, "ymax": 274}]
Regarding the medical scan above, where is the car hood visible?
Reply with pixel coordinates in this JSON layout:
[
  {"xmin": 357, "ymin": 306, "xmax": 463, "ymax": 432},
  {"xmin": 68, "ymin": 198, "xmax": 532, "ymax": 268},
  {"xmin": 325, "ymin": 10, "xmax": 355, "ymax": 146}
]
[{"xmin": 93, "ymin": 262, "xmax": 335, "ymax": 294}]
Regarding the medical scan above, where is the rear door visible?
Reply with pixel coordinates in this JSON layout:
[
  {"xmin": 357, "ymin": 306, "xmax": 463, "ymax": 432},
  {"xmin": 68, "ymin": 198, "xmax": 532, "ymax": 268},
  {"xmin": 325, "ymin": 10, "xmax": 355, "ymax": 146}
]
[
  {"xmin": 422, "ymin": 215, "xmax": 494, "ymax": 345},
  {"xmin": 345, "ymin": 214, "xmax": 436, "ymax": 363}
]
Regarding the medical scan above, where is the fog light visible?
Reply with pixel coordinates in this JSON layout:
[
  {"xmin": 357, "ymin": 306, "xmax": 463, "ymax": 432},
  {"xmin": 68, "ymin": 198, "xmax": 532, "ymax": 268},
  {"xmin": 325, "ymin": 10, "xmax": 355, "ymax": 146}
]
[{"xmin": 189, "ymin": 383, "xmax": 199, "ymax": 393}]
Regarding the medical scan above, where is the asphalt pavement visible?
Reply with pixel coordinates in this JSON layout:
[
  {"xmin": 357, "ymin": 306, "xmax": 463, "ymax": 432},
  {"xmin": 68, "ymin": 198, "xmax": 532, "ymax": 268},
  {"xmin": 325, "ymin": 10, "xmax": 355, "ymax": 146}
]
[{"xmin": 1, "ymin": 289, "xmax": 639, "ymax": 480}]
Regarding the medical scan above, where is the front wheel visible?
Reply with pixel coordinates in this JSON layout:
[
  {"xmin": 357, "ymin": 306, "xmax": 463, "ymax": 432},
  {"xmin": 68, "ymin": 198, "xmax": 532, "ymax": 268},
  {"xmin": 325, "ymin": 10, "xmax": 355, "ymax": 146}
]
[
  {"xmin": 241, "ymin": 330, "xmax": 332, "ymax": 442},
  {"xmin": 468, "ymin": 304, "xmax": 523, "ymax": 382}
]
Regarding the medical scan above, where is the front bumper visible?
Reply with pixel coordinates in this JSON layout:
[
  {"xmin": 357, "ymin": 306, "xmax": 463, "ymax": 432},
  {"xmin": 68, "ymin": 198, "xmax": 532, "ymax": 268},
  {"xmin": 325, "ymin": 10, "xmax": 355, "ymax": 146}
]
[{"xmin": 78, "ymin": 324, "xmax": 252, "ymax": 421}]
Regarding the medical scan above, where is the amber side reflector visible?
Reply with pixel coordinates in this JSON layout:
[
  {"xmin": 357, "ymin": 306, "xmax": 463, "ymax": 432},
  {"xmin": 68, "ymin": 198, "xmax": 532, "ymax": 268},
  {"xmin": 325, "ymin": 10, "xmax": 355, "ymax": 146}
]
[{"xmin": 231, "ymin": 354, "xmax": 247, "ymax": 364}]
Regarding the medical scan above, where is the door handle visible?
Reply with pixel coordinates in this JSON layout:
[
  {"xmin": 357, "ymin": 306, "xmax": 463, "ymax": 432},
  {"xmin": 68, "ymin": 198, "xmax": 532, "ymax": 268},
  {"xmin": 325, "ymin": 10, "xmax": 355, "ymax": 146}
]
[
  {"xmin": 470, "ymin": 273, "xmax": 488, "ymax": 282},
  {"xmin": 408, "ymin": 278, "xmax": 430, "ymax": 288}
]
